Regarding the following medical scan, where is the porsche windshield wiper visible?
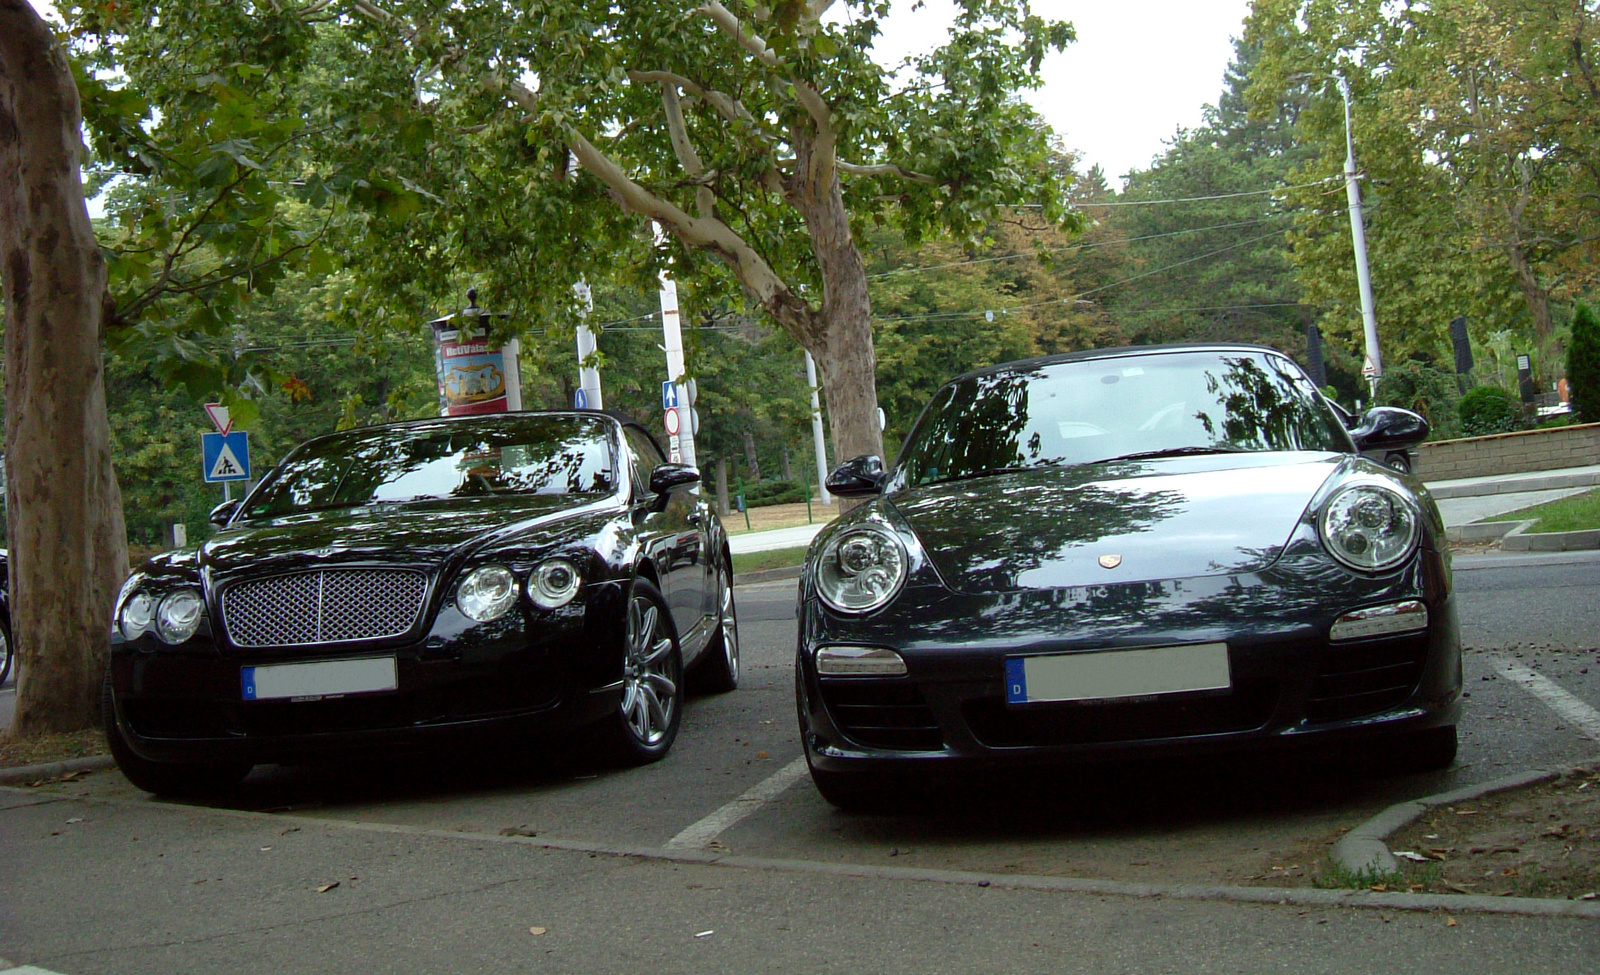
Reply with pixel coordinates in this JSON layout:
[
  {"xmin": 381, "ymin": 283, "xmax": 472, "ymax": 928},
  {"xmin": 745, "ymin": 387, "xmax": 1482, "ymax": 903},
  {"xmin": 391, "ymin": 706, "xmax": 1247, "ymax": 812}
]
[{"xmin": 1092, "ymin": 445, "xmax": 1252, "ymax": 464}]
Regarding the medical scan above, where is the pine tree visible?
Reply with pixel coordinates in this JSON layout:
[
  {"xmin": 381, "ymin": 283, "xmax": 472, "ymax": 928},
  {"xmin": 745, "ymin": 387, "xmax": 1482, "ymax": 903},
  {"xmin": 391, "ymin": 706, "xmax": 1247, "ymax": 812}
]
[{"xmin": 1568, "ymin": 302, "xmax": 1600, "ymax": 423}]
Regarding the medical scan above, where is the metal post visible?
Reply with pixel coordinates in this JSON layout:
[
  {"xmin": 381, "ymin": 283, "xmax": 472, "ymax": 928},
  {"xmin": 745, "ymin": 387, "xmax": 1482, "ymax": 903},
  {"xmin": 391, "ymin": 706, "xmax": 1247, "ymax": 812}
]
[
  {"xmin": 658, "ymin": 273, "xmax": 696, "ymax": 467},
  {"xmin": 805, "ymin": 350, "xmax": 832, "ymax": 505},
  {"xmin": 573, "ymin": 281, "xmax": 603, "ymax": 410},
  {"xmin": 1340, "ymin": 76, "xmax": 1383, "ymax": 394},
  {"xmin": 502, "ymin": 337, "xmax": 523, "ymax": 411}
]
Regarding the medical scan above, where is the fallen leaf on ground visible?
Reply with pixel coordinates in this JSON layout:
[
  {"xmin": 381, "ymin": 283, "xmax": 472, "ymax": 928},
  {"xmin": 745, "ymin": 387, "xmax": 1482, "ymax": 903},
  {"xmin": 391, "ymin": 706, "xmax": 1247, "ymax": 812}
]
[
  {"xmin": 694, "ymin": 930, "xmax": 714, "ymax": 938},
  {"xmin": 1394, "ymin": 851, "xmax": 1430, "ymax": 862},
  {"xmin": 316, "ymin": 882, "xmax": 340, "ymax": 893},
  {"xmin": 529, "ymin": 927, "xmax": 547, "ymax": 936},
  {"xmin": 1445, "ymin": 917, "xmax": 1458, "ymax": 927},
  {"xmin": 65, "ymin": 818, "xmax": 84, "ymax": 825}
]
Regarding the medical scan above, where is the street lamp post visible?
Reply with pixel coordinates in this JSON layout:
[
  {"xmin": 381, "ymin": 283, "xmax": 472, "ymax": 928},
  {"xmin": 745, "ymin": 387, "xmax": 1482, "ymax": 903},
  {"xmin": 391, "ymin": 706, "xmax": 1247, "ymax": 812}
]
[{"xmin": 1338, "ymin": 76, "xmax": 1383, "ymax": 395}]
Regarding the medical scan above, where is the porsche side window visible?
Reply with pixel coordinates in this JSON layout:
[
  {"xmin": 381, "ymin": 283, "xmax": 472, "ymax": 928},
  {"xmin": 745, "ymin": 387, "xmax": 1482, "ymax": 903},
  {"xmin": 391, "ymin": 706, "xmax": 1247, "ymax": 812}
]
[{"xmin": 624, "ymin": 427, "xmax": 664, "ymax": 498}]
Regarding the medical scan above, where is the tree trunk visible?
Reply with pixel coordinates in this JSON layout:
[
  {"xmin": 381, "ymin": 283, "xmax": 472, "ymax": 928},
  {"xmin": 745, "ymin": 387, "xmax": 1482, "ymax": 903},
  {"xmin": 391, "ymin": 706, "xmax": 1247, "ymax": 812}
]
[
  {"xmin": 792, "ymin": 130, "xmax": 884, "ymax": 475},
  {"xmin": 1505, "ymin": 240, "xmax": 1555, "ymax": 342},
  {"xmin": 741, "ymin": 430, "xmax": 761, "ymax": 481},
  {"xmin": 0, "ymin": 1, "xmax": 129, "ymax": 735}
]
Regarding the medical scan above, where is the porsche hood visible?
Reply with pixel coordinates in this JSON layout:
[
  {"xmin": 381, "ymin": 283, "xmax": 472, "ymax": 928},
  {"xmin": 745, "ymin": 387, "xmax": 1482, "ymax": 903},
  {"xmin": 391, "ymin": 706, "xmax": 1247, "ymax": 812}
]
[{"xmin": 887, "ymin": 454, "xmax": 1345, "ymax": 594}]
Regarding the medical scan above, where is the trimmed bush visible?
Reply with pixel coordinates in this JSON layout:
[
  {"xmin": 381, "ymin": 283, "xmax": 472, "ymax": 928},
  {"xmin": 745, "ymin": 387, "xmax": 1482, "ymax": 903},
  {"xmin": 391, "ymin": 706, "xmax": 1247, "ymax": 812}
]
[
  {"xmin": 740, "ymin": 477, "xmax": 809, "ymax": 507},
  {"xmin": 1569, "ymin": 302, "xmax": 1600, "ymax": 423},
  {"xmin": 1375, "ymin": 360, "xmax": 1461, "ymax": 440},
  {"xmin": 1458, "ymin": 385, "xmax": 1526, "ymax": 436}
]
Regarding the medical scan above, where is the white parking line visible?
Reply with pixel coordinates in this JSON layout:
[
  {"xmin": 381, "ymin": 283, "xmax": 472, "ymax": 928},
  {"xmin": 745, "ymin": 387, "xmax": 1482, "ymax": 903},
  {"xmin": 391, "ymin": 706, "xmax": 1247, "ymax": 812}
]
[
  {"xmin": 665, "ymin": 756, "xmax": 810, "ymax": 849},
  {"xmin": 1493, "ymin": 656, "xmax": 1600, "ymax": 741}
]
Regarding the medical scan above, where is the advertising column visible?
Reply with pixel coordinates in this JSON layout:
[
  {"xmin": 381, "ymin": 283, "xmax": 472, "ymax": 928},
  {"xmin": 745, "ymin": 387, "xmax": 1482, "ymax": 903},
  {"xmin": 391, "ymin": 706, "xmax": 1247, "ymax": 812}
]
[{"xmin": 427, "ymin": 293, "xmax": 520, "ymax": 416}]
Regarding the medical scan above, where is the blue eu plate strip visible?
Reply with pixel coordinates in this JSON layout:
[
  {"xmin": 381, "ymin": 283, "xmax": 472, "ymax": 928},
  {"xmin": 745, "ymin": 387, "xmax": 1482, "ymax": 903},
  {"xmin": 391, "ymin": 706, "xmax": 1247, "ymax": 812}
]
[
  {"xmin": 241, "ymin": 668, "xmax": 258, "ymax": 701},
  {"xmin": 1005, "ymin": 657, "xmax": 1027, "ymax": 704}
]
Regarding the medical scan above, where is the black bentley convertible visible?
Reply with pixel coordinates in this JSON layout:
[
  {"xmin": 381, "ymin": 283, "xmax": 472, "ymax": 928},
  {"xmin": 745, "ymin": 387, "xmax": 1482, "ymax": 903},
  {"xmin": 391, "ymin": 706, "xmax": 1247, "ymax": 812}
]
[
  {"xmin": 104, "ymin": 411, "xmax": 738, "ymax": 795},
  {"xmin": 797, "ymin": 344, "xmax": 1460, "ymax": 809}
]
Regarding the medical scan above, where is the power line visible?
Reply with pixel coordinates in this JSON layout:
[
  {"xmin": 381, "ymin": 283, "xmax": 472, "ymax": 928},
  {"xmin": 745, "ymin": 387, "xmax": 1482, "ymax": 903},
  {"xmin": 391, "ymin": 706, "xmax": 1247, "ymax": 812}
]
[{"xmin": 1075, "ymin": 177, "xmax": 1344, "ymax": 207}]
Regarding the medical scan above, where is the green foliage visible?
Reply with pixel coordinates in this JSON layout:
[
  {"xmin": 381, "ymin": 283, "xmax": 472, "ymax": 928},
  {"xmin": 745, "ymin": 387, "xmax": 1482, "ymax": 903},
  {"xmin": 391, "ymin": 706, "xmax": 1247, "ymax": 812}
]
[
  {"xmin": 1374, "ymin": 360, "xmax": 1461, "ymax": 440},
  {"xmin": 1568, "ymin": 303, "xmax": 1600, "ymax": 422},
  {"xmin": 1458, "ymin": 385, "xmax": 1527, "ymax": 437},
  {"xmin": 740, "ymin": 478, "xmax": 809, "ymax": 506},
  {"xmin": 1487, "ymin": 488, "xmax": 1600, "ymax": 533}
]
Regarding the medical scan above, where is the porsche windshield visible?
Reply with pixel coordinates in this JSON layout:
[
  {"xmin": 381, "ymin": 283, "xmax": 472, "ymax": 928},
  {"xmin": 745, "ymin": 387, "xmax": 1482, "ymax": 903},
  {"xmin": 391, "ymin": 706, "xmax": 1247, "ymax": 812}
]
[
  {"xmin": 240, "ymin": 414, "xmax": 617, "ymax": 519},
  {"xmin": 893, "ymin": 351, "xmax": 1349, "ymax": 488}
]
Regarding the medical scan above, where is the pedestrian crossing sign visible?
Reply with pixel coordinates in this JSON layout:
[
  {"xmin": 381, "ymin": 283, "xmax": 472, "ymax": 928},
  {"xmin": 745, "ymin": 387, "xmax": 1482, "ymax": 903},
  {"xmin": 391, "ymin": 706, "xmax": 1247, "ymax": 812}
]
[{"xmin": 202, "ymin": 431, "xmax": 251, "ymax": 483}]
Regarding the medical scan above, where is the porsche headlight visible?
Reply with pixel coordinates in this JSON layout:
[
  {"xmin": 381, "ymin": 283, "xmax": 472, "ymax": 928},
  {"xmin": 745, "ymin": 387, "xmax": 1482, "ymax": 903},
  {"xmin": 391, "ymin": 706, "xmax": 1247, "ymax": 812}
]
[
  {"xmin": 457, "ymin": 564, "xmax": 518, "ymax": 621},
  {"xmin": 529, "ymin": 558, "xmax": 582, "ymax": 610},
  {"xmin": 118, "ymin": 589, "xmax": 157, "ymax": 640},
  {"xmin": 1319, "ymin": 482, "xmax": 1419, "ymax": 573},
  {"xmin": 816, "ymin": 525, "xmax": 908, "ymax": 614},
  {"xmin": 154, "ymin": 589, "xmax": 205, "ymax": 645}
]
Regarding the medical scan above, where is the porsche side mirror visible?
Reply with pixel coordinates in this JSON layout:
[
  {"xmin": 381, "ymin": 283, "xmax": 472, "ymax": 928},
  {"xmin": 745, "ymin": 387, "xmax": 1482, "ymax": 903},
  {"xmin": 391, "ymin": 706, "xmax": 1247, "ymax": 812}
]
[
  {"xmin": 649, "ymin": 463, "xmax": 701, "ymax": 495},
  {"xmin": 1349, "ymin": 406, "xmax": 1429, "ymax": 452},
  {"xmin": 208, "ymin": 499, "xmax": 240, "ymax": 527},
  {"xmin": 826, "ymin": 455, "xmax": 887, "ymax": 498}
]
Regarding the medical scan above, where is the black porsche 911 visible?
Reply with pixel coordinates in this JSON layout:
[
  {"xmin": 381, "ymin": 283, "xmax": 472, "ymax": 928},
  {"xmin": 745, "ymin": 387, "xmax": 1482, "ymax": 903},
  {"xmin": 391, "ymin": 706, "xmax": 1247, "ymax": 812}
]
[
  {"xmin": 104, "ymin": 411, "xmax": 738, "ymax": 795},
  {"xmin": 797, "ymin": 344, "xmax": 1460, "ymax": 809}
]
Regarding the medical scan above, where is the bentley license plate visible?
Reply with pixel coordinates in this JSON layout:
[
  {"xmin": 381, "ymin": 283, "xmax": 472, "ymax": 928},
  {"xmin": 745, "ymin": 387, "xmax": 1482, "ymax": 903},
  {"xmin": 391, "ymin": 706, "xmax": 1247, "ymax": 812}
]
[
  {"xmin": 241, "ymin": 657, "xmax": 397, "ymax": 701},
  {"xmin": 1005, "ymin": 643, "xmax": 1230, "ymax": 704}
]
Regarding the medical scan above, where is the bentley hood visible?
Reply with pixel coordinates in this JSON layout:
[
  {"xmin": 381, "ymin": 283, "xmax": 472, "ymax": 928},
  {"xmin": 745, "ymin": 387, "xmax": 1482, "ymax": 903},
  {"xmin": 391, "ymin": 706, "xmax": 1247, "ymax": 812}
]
[
  {"xmin": 886, "ymin": 453, "xmax": 1344, "ymax": 594},
  {"xmin": 197, "ymin": 495, "xmax": 610, "ymax": 578}
]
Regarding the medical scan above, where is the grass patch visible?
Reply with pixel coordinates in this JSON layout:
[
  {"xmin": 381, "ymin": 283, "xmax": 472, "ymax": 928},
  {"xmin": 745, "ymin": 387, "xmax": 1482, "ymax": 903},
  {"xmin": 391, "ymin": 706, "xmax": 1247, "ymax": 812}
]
[
  {"xmin": 1311, "ymin": 858, "xmax": 1410, "ymax": 891},
  {"xmin": 1485, "ymin": 488, "xmax": 1600, "ymax": 532},
  {"xmin": 732, "ymin": 545, "xmax": 809, "ymax": 576}
]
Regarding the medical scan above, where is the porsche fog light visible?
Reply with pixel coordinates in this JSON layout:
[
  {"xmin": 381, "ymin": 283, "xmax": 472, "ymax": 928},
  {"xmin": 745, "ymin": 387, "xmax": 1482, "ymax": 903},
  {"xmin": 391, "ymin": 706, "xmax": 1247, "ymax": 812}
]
[
  {"xmin": 816, "ymin": 646, "xmax": 908, "ymax": 676},
  {"xmin": 816, "ymin": 526, "xmax": 907, "ymax": 614},
  {"xmin": 1331, "ymin": 600, "xmax": 1429, "ymax": 641},
  {"xmin": 529, "ymin": 558, "xmax": 582, "ymax": 610},
  {"xmin": 1319, "ymin": 483, "xmax": 1418, "ymax": 572},
  {"xmin": 119, "ymin": 590, "xmax": 156, "ymax": 640},
  {"xmin": 457, "ymin": 565, "xmax": 519, "ymax": 622},
  {"xmin": 154, "ymin": 589, "xmax": 205, "ymax": 645}
]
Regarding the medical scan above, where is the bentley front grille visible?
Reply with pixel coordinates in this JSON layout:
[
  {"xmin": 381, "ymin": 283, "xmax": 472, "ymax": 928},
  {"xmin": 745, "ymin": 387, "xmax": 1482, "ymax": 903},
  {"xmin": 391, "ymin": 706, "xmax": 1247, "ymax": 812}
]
[{"xmin": 222, "ymin": 569, "xmax": 428, "ymax": 648}]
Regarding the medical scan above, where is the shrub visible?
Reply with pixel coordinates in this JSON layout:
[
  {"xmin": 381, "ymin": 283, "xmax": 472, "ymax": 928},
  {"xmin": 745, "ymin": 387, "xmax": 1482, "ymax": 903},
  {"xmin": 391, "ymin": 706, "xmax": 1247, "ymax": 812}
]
[
  {"xmin": 1569, "ymin": 302, "xmax": 1600, "ymax": 423},
  {"xmin": 1458, "ymin": 385, "xmax": 1526, "ymax": 436},
  {"xmin": 740, "ymin": 477, "xmax": 808, "ymax": 507},
  {"xmin": 1375, "ymin": 360, "xmax": 1460, "ymax": 439}
]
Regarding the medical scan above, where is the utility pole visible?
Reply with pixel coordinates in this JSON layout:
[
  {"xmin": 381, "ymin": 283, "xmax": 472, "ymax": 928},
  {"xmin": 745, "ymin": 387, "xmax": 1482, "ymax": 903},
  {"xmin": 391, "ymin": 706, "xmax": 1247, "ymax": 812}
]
[
  {"xmin": 805, "ymin": 350, "xmax": 832, "ymax": 505},
  {"xmin": 1340, "ymin": 76, "xmax": 1383, "ymax": 395},
  {"xmin": 573, "ymin": 281, "xmax": 603, "ymax": 410}
]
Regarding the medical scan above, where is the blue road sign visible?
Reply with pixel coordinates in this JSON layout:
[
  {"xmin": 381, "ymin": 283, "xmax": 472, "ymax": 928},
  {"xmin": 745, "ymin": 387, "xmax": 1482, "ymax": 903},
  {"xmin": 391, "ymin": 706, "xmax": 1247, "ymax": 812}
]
[
  {"xmin": 661, "ymin": 381, "xmax": 679, "ymax": 410},
  {"xmin": 202, "ymin": 431, "xmax": 250, "ymax": 483},
  {"xmin": 573, "ymin": 388, "xmax": 588, "ymax": 410}
]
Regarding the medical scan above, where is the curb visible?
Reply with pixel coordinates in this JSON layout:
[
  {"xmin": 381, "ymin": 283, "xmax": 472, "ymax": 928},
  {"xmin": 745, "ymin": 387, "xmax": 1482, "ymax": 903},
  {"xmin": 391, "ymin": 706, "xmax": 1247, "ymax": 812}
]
[
  {"xmin": 0, "ymin": 754, "xmax": 116, "ymax": 786},
  {"xmin": 1331, "ymin": 765, "xmax": 1581, "ymax": 876},
  {"xmin": 734, "ymin": 565, "xmax": 802, "ymax": 586},
  {"xmin": 1428, "ymin": 470, "xmax": 1600, "ymax": 500},
  {"xmin": 1500, "ymin": 521, "xmax": 1600, "ymax": 552},
  {"xmin": 1445, "ymin": 519, "xmax": 1527, "ymax": 544}
]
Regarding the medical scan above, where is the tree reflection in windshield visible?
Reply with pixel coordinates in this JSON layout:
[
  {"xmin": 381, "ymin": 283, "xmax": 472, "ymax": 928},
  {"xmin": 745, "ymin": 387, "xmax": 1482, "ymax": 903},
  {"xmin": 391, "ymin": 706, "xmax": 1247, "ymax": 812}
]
[
  {"xmin": 241, "ymin": 415, "xmax": 617, "ymax": 520},
  {"xmin": 892, "ymin": 350, "xmax": 1346, "ymax": 488}
]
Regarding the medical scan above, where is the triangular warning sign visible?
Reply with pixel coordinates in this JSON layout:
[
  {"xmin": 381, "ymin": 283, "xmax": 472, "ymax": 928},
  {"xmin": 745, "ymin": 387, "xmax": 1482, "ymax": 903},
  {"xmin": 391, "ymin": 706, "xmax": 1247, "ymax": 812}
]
[{"xmin": 209, "ymin": 443, "xmax": 245, "ymax": 479}]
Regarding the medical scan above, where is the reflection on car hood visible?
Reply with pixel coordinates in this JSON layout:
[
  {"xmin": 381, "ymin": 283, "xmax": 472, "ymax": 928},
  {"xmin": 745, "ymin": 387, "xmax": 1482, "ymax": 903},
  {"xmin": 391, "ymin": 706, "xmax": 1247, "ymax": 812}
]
[
  {"xmin": 200, "ymin": 495, "xmax": 606, "ymax": 576},
  {"xmin": 888, "ymin": 453, "xmax": 1342, "ymax": 594}
]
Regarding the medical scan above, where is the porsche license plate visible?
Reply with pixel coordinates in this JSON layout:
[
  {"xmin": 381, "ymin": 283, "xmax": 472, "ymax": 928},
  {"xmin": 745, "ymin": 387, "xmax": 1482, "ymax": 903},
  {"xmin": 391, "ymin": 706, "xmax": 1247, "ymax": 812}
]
[
  {"xmin": 1005, "ymin": 643, "xmax": 1230, "ymax": 704},
  {"xmin": 241, "ymin": 657, "xmax": 397, "ymax": 701}
]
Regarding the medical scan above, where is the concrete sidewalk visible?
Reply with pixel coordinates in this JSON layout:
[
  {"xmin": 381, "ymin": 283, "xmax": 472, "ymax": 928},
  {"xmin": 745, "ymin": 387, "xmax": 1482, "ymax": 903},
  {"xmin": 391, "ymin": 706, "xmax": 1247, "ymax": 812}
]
[{"xmin": 1427, "ymin": 464, "xmax": 1600, "ymax": 529}]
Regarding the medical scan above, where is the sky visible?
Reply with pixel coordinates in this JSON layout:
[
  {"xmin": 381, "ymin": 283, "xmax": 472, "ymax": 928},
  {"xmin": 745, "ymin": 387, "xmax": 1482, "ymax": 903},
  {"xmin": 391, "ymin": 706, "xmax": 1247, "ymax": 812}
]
[
  {"xmin": 32, "ymin": 0, "xmax": 1255, "ymax": 185},
  {"xmin": 864, "ymin": 0, "xmax": 1256, "ymax": 182}
]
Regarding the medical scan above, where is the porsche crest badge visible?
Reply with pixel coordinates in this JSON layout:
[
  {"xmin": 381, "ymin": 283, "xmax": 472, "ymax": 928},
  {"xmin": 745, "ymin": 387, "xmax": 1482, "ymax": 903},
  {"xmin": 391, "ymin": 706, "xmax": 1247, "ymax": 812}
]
[{"xmin": 1098, "ymin": 554, "xmax": 1122, "ymax": 569}]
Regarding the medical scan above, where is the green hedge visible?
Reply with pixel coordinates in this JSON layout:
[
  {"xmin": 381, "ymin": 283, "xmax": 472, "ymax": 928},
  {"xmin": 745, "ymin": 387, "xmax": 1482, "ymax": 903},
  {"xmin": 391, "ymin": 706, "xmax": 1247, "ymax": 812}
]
[
  {"xmin": 1458, "ymin": 385, "xmax": 1526, "ymax": 436},
  {"xmin": 738, "ymin": 477, "xmax": 809, "ymax": 507}
]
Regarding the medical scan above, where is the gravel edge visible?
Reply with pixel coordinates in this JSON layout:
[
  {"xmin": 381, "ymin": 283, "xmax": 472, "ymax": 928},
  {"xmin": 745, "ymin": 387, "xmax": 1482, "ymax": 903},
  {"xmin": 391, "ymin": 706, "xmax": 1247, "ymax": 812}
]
[{"xmin": 0, "ymin": 754, "xmax": 116, "ymax": 786}]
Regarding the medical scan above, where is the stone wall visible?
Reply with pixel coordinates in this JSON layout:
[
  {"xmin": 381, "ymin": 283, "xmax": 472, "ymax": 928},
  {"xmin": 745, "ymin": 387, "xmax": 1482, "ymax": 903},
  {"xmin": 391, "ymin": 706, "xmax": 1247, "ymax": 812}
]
[{"xmin": 1418, "ymin": 422, "xmax": 1600, "ymax": 480}]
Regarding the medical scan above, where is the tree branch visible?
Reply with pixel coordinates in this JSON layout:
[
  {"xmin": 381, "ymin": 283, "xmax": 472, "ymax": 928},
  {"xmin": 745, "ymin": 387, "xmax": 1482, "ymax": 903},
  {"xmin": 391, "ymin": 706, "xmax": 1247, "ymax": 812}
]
[
  {"xmin": 658, "ymin": 80, "xmax": 716, "ymax": 220},
  {"xmin": 837, "ymin": 160, "xmax": 938, "ymax": 185},
  {"xmin": 696, "ymin": 2, "xmax": 782, "ymax": 69}
]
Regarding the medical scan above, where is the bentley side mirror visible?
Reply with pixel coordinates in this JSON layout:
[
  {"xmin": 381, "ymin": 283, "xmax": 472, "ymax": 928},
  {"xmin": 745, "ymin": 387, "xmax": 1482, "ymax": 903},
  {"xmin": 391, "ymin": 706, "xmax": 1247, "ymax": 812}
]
[
  {"xmin": 1349, "ymin": 406, "xmax": 1430, "ymax": 452},
  {"xmin": 208, "ymin": 499, "xmax": 240, "ymax": 527},
  {"xmin": 649, "ymin": 463, "xmax": 701, "ymax": 495},
  {"xmin": 826, "ymin": 455, "xmax": 887, "ymax": 498}
]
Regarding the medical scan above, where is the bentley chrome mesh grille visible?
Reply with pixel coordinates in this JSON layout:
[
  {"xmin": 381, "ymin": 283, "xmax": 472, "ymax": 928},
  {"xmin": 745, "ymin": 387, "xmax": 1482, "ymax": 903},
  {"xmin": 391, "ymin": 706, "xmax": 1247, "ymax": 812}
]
[{"xmin": 222, "ymin": 569, "xmax": 428, "ymax": 648}]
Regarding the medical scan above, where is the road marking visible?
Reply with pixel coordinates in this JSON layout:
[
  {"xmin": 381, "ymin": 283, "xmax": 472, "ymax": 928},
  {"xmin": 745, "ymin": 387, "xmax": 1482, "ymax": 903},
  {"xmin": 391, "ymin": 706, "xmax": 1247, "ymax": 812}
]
[
  {"xmin": 665, "ymin": 756, "xmax": 810, "ymax": 849},
  {"xmin": 1493, "ymin": 656, "xmax": 1600, "ymax": 740}
]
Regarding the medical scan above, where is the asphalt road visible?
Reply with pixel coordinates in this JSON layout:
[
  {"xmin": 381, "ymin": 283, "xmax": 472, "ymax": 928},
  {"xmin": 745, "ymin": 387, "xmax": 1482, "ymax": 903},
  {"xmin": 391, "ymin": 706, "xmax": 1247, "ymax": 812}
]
[{"xmin": 3, "ymin": 551, "xmax": 1599, "ymax": 972}]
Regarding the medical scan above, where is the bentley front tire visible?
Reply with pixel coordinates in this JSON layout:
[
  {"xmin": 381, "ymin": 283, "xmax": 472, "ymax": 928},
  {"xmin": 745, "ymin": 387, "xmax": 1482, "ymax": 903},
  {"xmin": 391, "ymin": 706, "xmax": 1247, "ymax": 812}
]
[
  {"xmin": 595, "ymin": 579, "xmax": 683, "ymax": 766},
  {"xmin": 101, "ymin": 670, "xmax": 251, "ymax": 798}
]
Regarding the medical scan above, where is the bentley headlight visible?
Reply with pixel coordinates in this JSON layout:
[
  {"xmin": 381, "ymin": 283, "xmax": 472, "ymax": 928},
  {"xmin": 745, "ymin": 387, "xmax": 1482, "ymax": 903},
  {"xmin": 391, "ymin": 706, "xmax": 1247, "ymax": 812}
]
[
  {"xmin": 1319, "ymin": 482, "xmax": 1419, "ymax": 572},
  {"xmin": 119, "ymin": 589, "xmax": 156, "ymax": 640},
  {"xmin": 529, "ymin": 558, "xmax": 582, "ymax": 610},
  {"xmin": 154, "ymin": 589, "xmax": 205, "ymax": 645},
  {"xmin": 457, "ymin": 565, "xmax": 518, "ymax": 621},
  {"xmin": 816, "ymin": 525, "xmax": 908, "ymax": 614}
]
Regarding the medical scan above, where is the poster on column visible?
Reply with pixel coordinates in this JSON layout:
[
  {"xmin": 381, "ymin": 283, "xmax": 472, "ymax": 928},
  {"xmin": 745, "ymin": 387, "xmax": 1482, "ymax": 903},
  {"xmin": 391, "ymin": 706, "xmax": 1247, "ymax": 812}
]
[{"xmin": 432, "ymin": 324, "xmax": 512, "ymax": 415}]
